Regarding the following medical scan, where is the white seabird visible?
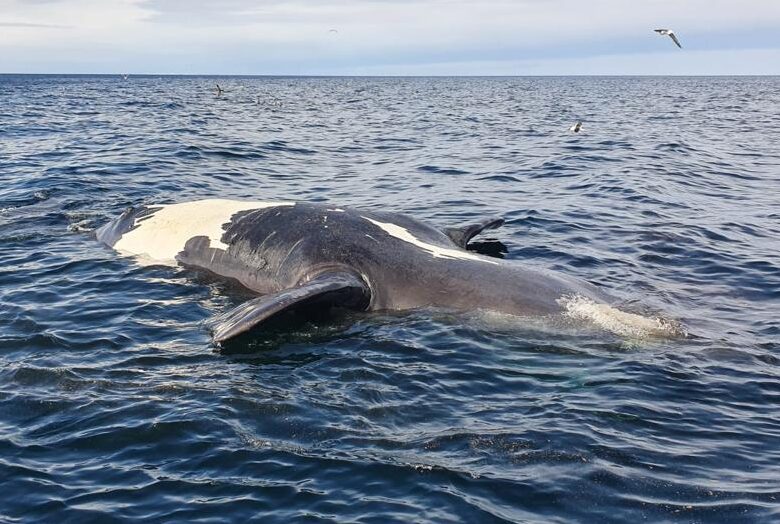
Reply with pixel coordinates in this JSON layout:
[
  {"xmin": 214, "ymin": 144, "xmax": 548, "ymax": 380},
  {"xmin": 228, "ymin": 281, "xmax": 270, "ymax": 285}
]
[{"xmin": 654, "ymin": 29, "xmax": 682, "ymax": 48}]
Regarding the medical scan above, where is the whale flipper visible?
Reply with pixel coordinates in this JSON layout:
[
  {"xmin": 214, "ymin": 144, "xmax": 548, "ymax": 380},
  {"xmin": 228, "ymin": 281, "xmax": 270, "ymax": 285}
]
[
  {"xmin": 210, "ymin": 271, "xmax": 370, "ymax": 344},
  {"xmin": 443, "ymin": 217, "xmax": 504, "ymax": 248}
]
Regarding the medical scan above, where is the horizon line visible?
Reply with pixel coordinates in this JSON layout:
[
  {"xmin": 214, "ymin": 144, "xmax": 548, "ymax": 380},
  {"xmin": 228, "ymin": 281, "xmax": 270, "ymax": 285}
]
[{"xmin": 2, "ymin": 73, "xmax": 779, "ymax": 78}]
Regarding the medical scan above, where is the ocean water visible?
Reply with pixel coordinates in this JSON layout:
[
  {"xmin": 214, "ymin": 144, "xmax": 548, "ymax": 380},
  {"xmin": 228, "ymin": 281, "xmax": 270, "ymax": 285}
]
[{"xmin": 1, "ymin": 75, "xmax": 779, "ymax": 523}]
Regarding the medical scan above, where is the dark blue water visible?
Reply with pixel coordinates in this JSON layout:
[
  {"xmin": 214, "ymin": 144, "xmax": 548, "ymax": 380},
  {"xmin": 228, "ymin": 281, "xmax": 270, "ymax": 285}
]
[{"xmin": 1, "ymin": 75, "xmax": 779, "ymax": 523}]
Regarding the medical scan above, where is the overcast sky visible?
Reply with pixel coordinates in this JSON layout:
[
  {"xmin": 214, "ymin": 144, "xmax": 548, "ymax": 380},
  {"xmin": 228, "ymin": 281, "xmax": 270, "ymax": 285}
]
[{"xmin": 1, "ymin": 0, "xmax": 779, "ymax": 75}]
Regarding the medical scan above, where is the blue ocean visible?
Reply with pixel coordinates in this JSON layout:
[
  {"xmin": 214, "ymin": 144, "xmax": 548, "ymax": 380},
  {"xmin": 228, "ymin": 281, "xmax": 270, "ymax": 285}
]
[{"xmin": 1, "ymin": 75, "xmax": 779, "ymax": 522}]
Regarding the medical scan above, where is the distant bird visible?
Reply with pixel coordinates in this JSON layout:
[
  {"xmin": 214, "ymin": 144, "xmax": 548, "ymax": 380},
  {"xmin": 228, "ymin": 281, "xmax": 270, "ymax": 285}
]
[
  {"xmin": 569, "ymin": 121, "xmax": 583, "ymax": 133},
  {"xmin": 122, "ymin": 74, "xmax": 128, "ymax": 80},
  {"xmin": 215, "ymin": 83, "xmax": 224, "ymax": 96},
  {"xmin": 328, "ymin": 28, "xmax": 339, "ymax": 34},
  {"xmin": 654, "ymin": 28, "xmax": 682, "ymax": 48}
]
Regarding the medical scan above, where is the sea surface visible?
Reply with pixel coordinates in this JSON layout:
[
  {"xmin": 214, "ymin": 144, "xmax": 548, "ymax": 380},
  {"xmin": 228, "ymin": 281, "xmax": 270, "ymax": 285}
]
[{"xmin": 1, "ymin": 75, "xmax": 779, "ymax": 523}]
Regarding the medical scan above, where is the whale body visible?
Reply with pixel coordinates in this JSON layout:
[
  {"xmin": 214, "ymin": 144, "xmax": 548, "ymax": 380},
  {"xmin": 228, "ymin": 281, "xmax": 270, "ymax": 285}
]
[{"xmin": 97, "ymin": 199, "xmax": 677, "ymax": 343}]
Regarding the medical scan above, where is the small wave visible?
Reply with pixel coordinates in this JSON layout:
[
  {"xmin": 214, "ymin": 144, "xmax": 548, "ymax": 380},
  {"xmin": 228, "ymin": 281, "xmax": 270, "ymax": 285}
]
[
  {"xmin": 66, "ymin": 220, "xmax": 96, "ymax": 233},
  {"xmin": 557, "ymin": 294, "xmax": 686, "ymax": 339},
  {"xmin": 174, "ymin": 145, "xmax": 266, "ymax": 161},
  {"xmin": 263, "ymin": 140, "xmax": 316, "ymax": 155},
  {"xmin": 655, "ymin": 141, "xmax": 696, "ymax": 154},
  {"xmin": 64, "ymin": 210, "xmax": 103, "ymax": 232},
  {"xmin": 0, "ymin": 190, "xmax": 52, "ymax": 219},
  {"xmin": 417, "ymin": 165, "xmax": 469, "ymax": 176},
  {"xmin": 477, "ymin": 174, "xmax": 520, "ymax": 183}
]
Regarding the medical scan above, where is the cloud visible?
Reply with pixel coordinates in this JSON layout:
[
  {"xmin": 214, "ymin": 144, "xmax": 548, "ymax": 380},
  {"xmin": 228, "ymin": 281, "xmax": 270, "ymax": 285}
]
[
  {"xmin": 0, "ymin": 0, "xmax": 779, "ymax": 73},
  {"xmin": 0, "ymin": 22, "xmax": 70, "ymax": 28}
]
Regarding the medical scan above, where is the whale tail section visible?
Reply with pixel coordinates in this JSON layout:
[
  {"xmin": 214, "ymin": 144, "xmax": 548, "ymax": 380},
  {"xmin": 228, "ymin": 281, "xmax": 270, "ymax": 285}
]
[{"xmin": 209, "ymin": 271, "xmax": 370, "ymax": 345}]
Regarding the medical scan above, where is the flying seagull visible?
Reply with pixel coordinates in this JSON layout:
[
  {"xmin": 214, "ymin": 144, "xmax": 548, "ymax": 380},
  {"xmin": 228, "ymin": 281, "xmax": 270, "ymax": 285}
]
[
  {"xmin": 654, "ymin": 29, "xmax": 682, "ymax": 48},
  {"xmin": 569, "ymin": 121, "xmax": 583, "ymax": 133},
  {"xmin": 328, "ymin": 28, "xmax": 339, "ymax": 34}
]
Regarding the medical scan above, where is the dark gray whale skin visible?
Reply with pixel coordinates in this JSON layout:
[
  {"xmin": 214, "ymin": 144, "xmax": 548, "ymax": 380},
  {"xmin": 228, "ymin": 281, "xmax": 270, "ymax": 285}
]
[{"xmin": 97, "ymin": 202, "xmax": 609, "ymax": 342}]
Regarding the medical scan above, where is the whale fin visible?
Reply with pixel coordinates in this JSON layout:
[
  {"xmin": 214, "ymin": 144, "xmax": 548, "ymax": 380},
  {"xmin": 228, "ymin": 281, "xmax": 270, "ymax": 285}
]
[
  {"xmin": 443, "ymin": 217, "xmax": 504, "ymax": 248},
  {"xmin": 209, "ymin": 271, "xmax": 370, "ymax": 345}
]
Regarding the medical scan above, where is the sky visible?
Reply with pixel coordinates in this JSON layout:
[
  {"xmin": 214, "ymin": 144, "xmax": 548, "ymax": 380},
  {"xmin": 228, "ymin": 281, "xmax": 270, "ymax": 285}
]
[{"xmin": 1, "ymin": 0, "xmax": 780, "ymax": 75}]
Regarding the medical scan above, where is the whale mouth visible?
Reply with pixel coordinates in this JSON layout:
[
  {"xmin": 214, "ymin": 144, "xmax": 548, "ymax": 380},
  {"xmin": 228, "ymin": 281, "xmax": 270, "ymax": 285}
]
[{"xmin": 556, "ymin": 294, "xmax": 686, "ymax": 340}]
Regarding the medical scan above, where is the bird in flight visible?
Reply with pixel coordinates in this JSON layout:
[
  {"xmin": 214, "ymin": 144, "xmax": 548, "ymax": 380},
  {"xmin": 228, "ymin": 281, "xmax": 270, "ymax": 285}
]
[
  {"xmin": 654, "ymin": 29, "xmax": 682, "ymax": 48},
  {"xmin": 328, "ymin": 28, "xmax": 339, "ymax": 34},
  {"xmin": 569, "ymin": 121, "xmax": 583, "ymax": 133}
]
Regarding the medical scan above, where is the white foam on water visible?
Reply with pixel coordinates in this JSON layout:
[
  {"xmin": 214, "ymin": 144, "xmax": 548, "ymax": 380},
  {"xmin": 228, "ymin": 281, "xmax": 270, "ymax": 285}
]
[
  {"xmin": 557, "ymin": 294, "xmax": 685, "ymax": 339},
  {"xmin": 114, "ymin": 199, "xmax": 294, "ymax": 264}
]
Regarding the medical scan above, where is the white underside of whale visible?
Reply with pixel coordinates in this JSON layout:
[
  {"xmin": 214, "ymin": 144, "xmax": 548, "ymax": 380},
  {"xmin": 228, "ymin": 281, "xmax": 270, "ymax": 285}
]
[
  {"xmin": 361, "ymin": 216, "xmax": 499, "ymax": 265},
  {"xmin": 113, "ymin": 199, "xmax": 293, "ymax": 264}
]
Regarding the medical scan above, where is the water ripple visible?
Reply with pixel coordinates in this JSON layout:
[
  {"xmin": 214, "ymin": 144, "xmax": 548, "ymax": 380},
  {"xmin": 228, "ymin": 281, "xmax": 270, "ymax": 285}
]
[{"xmin": 1, "ymin": 75, "xmax": 779, "ymax": 522}]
